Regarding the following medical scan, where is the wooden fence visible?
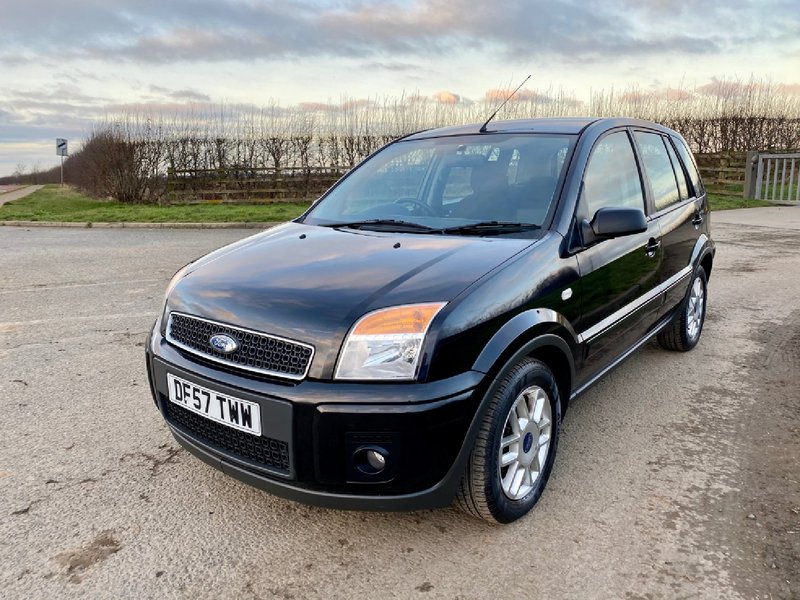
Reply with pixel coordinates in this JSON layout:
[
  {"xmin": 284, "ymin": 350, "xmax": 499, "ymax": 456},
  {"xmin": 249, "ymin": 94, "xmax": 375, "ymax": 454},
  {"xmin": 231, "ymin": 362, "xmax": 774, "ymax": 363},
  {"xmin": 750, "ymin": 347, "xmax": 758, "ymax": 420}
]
[
  {"xmin": 166, "ymin": 166, "xmax": 348, "ymax": 204},
  {"xmin": 165, "ymin": 151, "xmax": 776, "ymax": 204},
  {"xmin": 695, "ymin": 152, "xmax": 747, "ymax": 197}
]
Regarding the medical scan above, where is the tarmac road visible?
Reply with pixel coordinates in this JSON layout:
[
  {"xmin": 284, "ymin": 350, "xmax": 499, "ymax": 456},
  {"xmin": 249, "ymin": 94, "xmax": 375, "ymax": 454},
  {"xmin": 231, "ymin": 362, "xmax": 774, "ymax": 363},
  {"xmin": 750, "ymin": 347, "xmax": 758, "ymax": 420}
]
[{"xmin": 1, "ymin": 208, "xmax": 798, "ymax": 599}]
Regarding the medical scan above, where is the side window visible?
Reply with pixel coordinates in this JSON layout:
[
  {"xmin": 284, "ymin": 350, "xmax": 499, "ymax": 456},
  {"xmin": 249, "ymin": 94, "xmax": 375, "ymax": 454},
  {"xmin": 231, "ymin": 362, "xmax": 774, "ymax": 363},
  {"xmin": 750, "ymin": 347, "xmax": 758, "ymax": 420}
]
[
  {"xmin": 582, "ymin": 131, "xmax": 645, "ymax": 218},
  {"xmin": 634, "ymin": 132, "xmax": 680, "ymax": 211},
  {"xmin": 671, "ymin": 136, "xmax": 703, "ymax": 197},
  {"xmin": 664, "ymin": 139, "xmax": 689, "ymax": 200}
]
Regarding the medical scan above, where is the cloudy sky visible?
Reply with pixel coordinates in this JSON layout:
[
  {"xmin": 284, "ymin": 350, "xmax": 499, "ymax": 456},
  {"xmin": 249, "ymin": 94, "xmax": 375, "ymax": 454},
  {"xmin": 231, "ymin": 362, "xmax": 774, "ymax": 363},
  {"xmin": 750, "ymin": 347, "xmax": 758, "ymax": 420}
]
[{"xmin": 1, "ymin": 0, "xmax": 799, "ymax": 176}]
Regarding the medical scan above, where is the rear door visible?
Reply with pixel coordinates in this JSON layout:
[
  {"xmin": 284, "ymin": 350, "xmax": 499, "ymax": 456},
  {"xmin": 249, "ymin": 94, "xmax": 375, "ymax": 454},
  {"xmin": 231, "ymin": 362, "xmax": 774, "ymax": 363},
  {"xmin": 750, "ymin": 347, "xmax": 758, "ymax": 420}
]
[
  {"xmin": 631, "ymin": 130, "xmax": 700, "ymax": 314},
  {"xmin": 573, "ymin": 130, "xmax": 663, "ymax": 385}
]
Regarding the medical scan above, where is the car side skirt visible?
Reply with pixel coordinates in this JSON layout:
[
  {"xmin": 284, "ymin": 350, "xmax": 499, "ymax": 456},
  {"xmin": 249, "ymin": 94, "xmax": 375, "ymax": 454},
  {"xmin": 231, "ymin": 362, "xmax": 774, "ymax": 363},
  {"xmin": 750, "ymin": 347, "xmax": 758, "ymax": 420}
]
[{"xmin": 570, "ymin": 304, "xmax": 677, "ymax": 401}]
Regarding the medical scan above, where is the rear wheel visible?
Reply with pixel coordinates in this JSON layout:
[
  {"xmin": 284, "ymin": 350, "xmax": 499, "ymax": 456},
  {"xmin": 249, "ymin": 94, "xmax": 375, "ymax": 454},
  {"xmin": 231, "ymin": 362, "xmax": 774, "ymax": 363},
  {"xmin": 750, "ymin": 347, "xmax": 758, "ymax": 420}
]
[
  {"xmin": 658, "ymin": 266, "xmax": 707, "ymax": 352},
  {"xmin": 456, "ymin": 358, "xmax": 561, "ymax": 524}
]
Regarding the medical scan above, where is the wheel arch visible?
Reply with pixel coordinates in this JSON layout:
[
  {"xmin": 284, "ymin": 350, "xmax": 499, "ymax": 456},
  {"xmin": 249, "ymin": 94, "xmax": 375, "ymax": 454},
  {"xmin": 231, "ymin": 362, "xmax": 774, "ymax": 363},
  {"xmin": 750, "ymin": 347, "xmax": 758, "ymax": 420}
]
[
  {"xmin": 700, "ymin": 252, "xmax": 713, "ymax": 280},
  {"xmin": 690, "ymin": 234, "xmax": 715, "ymax": 280},
  {"xmin": 472, "ymin": 309, "xmax": 578, "ymax": 413}
]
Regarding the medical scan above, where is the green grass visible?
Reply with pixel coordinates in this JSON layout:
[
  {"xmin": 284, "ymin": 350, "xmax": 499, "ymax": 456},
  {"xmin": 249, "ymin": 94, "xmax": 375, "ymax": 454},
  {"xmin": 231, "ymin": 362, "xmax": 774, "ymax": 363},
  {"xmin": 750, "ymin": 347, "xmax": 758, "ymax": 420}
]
[
  {"xmin": 707, "ymin": 194, "xmax": 774, "ymax": 211},
  {"xmin": 0, "ymin": 184, "xmax": 784, "ymax": 224},
  {"xmin": 0, "ymin": 185, "xmax": 311, "ymax": 223},
  {"xmin": 706, "ymin": 181, "xmax": 787, "ymax": 210}
]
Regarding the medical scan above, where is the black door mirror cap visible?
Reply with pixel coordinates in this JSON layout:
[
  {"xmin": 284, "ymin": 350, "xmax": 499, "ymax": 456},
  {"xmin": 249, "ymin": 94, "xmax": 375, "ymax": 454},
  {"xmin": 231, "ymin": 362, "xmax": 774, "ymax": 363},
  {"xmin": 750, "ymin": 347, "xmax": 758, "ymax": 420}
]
[{"xmin": 589, "ymin": 207, "xmax": 647, "ymax": 240}]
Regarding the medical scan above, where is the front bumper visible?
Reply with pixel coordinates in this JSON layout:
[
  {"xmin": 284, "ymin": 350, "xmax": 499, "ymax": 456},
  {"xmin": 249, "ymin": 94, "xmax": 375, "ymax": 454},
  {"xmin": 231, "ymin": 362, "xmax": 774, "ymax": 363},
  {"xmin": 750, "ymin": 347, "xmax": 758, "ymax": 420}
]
[{"xmin": 146, "ymin": 330, "xmax": 485, "ymax": 510}]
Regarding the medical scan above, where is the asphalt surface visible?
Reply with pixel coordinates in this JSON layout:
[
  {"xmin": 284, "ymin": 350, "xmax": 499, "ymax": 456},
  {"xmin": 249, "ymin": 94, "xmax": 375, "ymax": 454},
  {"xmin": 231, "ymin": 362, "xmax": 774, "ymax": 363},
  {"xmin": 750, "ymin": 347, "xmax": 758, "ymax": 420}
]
[{"xmin": 1, "ymin": 208, "xmax": 798, "ymax": 599}]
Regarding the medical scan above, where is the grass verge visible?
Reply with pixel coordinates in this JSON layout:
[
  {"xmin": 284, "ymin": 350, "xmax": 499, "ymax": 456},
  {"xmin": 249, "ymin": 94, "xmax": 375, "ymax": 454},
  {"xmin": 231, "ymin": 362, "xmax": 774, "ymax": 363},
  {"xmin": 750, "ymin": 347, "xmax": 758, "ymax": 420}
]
[
  {"xmin": 0, "ymin": 185, "xmax": 311, "ymax": 223},
  {"xmin": 707, "ymin": 194, "xmax": 775, "ymax": 211},
  {"xmin": 0, "ymin": 185, "xmax": 786, "ymax": 224}
]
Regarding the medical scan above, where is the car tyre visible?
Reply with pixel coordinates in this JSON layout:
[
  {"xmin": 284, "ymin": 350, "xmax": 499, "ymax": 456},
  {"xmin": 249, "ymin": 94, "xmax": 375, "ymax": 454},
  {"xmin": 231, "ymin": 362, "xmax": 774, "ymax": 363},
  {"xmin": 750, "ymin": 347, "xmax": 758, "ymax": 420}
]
[
  {"xmin": 657, "ymin": 266, "xmax": 707, "ymax": 352},
  {"xmin": 456, "ymin": 357, "xmax": 561, "ymax": 524}
]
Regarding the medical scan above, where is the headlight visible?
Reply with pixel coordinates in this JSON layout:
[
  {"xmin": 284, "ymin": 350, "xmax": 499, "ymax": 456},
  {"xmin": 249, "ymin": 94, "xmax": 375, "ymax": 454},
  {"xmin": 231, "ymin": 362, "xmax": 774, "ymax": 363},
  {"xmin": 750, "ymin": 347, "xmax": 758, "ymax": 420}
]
[{"xmin": 335, "ymin": 303, "xmax": 446, "ymax": 380}]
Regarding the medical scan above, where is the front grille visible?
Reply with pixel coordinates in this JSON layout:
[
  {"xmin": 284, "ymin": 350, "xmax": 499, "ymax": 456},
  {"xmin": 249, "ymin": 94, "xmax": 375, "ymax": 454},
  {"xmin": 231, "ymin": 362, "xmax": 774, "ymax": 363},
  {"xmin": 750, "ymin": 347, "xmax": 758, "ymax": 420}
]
[
  {"xmin": 165, "ymin": 400, "xmax": 291, "ymax": 475},
  {"xmin": 167, "ymin": 312, "xmax": 313, "ymax": 380}
]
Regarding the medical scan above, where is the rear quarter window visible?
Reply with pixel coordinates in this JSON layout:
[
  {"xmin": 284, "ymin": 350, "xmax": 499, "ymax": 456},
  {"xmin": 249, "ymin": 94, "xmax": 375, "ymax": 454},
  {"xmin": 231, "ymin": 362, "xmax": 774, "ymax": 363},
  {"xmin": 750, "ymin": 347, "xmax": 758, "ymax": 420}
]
[
  {"xmin": 664, "ymin": 139, "xmax": 689, "ymax": 200},
  {"xmin": 671, "ymin": 136, "xmax": 704, "ymax": 197}
]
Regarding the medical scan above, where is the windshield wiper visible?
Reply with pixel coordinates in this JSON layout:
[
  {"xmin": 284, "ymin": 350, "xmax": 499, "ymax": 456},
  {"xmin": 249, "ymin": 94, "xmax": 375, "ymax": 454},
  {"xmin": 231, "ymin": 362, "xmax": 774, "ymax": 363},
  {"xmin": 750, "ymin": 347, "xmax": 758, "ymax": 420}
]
[
  {"xmin": 318, "ymin": 219, "xmax": 541, "ymax": 236},
  {"xmin": 438, "ymin": 221, "xmax": 541, "ymax": 235},
  {"xmin": 318, "ymin": 219, "xmax": 437, "ymax": 232}
]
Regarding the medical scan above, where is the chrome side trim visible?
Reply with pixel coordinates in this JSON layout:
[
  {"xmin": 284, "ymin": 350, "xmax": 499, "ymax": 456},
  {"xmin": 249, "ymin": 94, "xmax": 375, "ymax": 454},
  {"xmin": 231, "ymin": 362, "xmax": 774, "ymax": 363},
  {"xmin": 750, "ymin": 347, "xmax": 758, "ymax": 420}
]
[
  {"xmin": 577, "ymin": 265, "xmax": 692, "ymax": 343},
  {"xmin": 571, "ymin": 310, "xmax": 675, "ymax": 400},
  {"xmin": 166, "ymin": 312, "xmax": 315, "ymax": 381}
]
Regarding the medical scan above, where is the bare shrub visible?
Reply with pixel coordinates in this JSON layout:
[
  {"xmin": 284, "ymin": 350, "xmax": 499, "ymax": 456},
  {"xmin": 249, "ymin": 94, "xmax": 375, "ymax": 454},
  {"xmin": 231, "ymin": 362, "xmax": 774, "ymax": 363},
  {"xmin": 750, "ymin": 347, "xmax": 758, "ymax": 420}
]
[{"xmin": 7, "ymin": 78, "xmax": 795, "ymax": 200}]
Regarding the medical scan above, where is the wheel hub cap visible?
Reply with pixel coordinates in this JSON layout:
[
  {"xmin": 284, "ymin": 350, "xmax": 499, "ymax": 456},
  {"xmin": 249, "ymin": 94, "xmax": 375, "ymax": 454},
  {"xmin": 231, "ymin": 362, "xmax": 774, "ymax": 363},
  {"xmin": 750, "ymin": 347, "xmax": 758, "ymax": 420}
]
[
  {"xmin": 498, "ymin": 385, "xmax": 553, "ymax": 501},
  {"xmin": 522, "ymin": 432, "xmax": 534, "ymax": 454}
]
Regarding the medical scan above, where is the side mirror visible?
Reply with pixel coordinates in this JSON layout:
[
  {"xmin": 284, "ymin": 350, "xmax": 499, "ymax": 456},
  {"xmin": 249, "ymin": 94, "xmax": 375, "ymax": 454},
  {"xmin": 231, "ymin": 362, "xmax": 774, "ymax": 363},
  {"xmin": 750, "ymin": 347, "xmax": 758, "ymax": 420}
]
[{"xmin": 581, "ymin": 207, "xmax": 647, "ymax": 245}]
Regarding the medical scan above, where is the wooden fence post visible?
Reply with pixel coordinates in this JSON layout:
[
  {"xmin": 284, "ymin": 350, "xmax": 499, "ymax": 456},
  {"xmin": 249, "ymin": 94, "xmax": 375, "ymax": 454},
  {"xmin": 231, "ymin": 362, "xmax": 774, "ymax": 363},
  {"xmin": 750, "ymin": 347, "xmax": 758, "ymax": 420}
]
[{"xmin": 743, "ymin": 151, "xmax": 759, "ymax": 199}]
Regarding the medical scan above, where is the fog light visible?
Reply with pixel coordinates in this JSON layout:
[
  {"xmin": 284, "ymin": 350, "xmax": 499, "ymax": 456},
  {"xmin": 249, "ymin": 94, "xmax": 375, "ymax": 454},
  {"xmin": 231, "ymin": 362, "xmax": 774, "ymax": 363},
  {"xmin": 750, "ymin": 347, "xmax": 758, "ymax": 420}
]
[
  {"xmin": 354, "ymin": 445, "xmax": 389, "ymax": 475},
  {"xmin": 366, "ymin": 449, "xmax": 386, "ymax": 471}
]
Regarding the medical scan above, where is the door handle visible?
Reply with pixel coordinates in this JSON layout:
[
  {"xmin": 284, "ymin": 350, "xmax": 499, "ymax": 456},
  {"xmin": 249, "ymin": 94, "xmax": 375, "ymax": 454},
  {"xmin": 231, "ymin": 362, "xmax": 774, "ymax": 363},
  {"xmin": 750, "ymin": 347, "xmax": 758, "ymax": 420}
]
[
  {"xmin": 692, "ymin": 213, "xmax": 704, "ymax": 227},
  {"xmin": 645, "ymin": 238, "xmax": 661, "ymax": 258}
]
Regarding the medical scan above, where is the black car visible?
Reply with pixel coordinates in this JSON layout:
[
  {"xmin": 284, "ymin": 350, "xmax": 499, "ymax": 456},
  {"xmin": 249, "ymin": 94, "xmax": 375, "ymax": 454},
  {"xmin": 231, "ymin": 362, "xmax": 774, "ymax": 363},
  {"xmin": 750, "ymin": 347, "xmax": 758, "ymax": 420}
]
[{"xmin": 146, "ymin": 117, "xmax": 714, "ymax": 523}]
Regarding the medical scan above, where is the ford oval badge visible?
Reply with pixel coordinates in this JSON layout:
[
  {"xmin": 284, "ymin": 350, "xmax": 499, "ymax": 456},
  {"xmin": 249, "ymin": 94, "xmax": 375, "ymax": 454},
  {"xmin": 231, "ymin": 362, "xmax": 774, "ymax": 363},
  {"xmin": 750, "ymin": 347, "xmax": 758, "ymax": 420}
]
[{"xmin": 209, "ymin": 333, "xmax": 238, "ymax": 354}]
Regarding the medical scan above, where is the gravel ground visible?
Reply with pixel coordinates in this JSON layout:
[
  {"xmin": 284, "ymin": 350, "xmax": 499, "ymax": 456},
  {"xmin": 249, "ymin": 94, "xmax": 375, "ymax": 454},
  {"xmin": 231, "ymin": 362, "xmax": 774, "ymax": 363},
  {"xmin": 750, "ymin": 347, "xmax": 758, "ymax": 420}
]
[{"xmin": 1, "ymin": 208, "xmax": 798, "ymax": 599}]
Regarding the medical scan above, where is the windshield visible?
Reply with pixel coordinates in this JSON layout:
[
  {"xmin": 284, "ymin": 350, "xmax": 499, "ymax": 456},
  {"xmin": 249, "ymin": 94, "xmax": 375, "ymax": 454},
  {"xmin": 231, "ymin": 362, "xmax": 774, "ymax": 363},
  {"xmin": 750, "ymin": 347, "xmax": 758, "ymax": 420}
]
[{"xmin": 302, "ymin": 133, "xmax": 576, "ymax": 233}]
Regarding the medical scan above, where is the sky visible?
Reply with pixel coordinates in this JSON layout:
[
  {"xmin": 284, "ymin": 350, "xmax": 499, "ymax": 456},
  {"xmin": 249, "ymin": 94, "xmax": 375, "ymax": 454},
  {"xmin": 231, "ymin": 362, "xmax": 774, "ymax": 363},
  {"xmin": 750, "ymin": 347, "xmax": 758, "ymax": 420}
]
[{"xmin": 1, "ymin": 0, "xmax": 799, "ymax": 176}]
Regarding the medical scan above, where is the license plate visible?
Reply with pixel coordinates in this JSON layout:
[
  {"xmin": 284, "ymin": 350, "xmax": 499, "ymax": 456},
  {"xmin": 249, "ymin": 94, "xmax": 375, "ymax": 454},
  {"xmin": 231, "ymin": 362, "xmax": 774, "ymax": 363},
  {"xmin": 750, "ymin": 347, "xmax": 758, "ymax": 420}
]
[{"xmin": 167, "ymin": 374, "xmax": 262, "ymax": 436}]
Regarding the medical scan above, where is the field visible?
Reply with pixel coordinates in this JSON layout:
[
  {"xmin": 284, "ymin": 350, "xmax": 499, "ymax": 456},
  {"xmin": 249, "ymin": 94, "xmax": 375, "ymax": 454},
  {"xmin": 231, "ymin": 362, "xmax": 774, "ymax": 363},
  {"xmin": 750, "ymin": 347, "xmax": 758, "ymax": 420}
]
[
  {"xmin": 0, "ymin": 186, "xmax": 310, "ymax": 223},
  {"xmin": 0, "ymin": 185, "xmax": 776, "ymax": 224}
]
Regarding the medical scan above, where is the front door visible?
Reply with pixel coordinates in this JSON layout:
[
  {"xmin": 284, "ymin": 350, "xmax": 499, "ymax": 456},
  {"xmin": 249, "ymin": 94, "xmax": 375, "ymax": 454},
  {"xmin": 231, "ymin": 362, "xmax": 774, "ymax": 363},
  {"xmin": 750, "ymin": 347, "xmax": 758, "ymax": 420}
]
[{"xmin": 573, "ymin": 130, "xmax": 663, "ymax": 386}]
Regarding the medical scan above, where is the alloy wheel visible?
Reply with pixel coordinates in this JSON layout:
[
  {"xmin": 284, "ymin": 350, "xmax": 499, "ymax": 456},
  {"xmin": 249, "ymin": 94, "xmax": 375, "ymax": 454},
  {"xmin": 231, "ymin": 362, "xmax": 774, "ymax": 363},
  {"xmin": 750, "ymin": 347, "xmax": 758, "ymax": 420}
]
[
  {"xmin": 686, "ymin": 276, "xmax": 705, "ymax": 342},
  {"xmin": 499, "ymin": 385, "xmax": 553, "ymax": 500}
]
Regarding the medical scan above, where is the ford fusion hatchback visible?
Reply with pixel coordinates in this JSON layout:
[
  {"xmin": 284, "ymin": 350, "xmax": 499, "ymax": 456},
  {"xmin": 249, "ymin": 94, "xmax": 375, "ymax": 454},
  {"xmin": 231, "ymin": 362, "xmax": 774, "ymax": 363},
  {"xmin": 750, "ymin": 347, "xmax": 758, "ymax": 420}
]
[{"xmin": 146, "ymin": 118, "xmax": 714, "ymax": 523}]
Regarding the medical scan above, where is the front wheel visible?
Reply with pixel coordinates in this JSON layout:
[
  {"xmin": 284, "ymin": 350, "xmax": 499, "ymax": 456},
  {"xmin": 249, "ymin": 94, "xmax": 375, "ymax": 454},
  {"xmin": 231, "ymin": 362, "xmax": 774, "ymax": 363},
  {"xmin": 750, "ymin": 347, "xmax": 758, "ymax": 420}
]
[
  {"xmin": 456, "ymin": 358, "xmax": 561, "ymax": 524},
  {"xmin": 657, "ymin": 266, "xmax": 707, "ymax": 352}
]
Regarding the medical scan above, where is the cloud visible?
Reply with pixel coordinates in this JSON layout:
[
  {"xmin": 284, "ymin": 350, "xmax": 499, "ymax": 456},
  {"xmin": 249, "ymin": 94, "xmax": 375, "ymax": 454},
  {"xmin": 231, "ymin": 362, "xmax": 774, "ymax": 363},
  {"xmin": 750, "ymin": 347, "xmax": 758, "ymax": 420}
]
[
  {"xmin": 0, "ymin": 141, "xmax": 64, "ymax": 177},
  {"xmin": 298, "ymin": 102, "xmax": 334, "ymax": 113},
  {"xmin": 697, "ymin": 77, "xmax": 800, "ymax": 98},
  {"xmin": 433, "ymin": 91, "xmax": 460, "ymax": 104},
  {"xmin": 0, "ymin": 84, "xmax": 110, "ymax": 145},
  {"xmin": 0, "ymin": 1, "xmax": 797, "ymax": 177},
  {"xmin": 361, "ymin": 61, "xmax": 427, "ymax": 73},
  {"xmin": 619, "ymin": 87, "xmax": 693, "ymax": 103},
  {"xmin": 149, "ymin": 85, "xmax": 211, "ymax": 103},
  {"xmin": 2, "ymin": 0, "xmax": 762, "ymax": 66},
  {"xmin": 485, "ymin": 89, "xmax": 558, "ymax": 104},
  {"xmin": 778, "ymin": 83, "xmax": 800, "ymax": 95}
]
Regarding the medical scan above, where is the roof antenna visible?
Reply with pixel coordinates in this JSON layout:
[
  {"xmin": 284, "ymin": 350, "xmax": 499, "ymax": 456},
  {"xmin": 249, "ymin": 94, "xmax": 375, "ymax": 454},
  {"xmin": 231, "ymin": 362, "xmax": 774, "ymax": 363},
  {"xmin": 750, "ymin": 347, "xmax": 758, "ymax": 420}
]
[{"xmin": 479, "ymin": 74, "xmax": 532, "ymax": 133}]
